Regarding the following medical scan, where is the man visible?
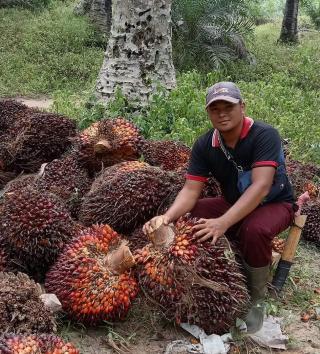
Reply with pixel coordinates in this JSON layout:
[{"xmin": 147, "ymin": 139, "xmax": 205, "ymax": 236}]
[{"xmin": 144, "ymin": 81, "xmax": 295, "ymax": 305}]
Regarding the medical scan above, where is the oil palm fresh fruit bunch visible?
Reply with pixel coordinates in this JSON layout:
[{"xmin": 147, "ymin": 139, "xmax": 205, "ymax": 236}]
[
  {"xmin": 0, "ymin": 334, "xmax": 79, "ymax": 354},
  {"xmin": 35, "ymin": 154, "xmax": 92, "ymax": 218},
  {"xmin": 0, "ymin": 272, "xmax": 55, "ymax": 334},
  {"xmin": 135, "ymin": 215, "xmax": 249, "ymax": 334},
  {"xmin": 0, "ymin": 187, "xmax": 76, "ymax": 280},
  {"xmin": 301, "ymin": 199, "xmax": 320, "ymax": 247},
  {"xmin": 141, "ymin": 140, "xmax": 190, "ymax": 171},
  {"xmin": 45, "ymin": 224, "xmax": 138, "ymax": 325},
  {"xmin": 80, "ymin": 164, "xmax": 180, "ymax": 233}
]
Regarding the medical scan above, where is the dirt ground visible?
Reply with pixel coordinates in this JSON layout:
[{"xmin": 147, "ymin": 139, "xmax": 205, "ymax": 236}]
[
  {"xmin": 17, "ymin": 98, "xmax": 320, "ymax": 354},
  {"xmin": 12, "ymin": 97, "xmax": 53, "ymax": 110}
]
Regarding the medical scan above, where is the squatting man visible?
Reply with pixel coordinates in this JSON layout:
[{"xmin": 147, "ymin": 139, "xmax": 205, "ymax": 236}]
[{"xmin": 143, "ymin": 81, "xmax": 295, "ymax": 311}]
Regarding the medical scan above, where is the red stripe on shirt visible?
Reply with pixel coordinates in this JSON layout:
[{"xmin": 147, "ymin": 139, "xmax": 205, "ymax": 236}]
[
  {"xmin": 185, "ymin": 174, "xmax": 208, "ymax": 182},
  {"xmin": 252, "ymin": 161, "xmax": 279, "ymax": 168}
]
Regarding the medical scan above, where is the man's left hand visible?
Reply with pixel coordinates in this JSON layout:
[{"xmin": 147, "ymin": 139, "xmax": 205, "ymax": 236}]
[{"xmin": 192, "ymin": 218, "xmax": 229, "ymax": 244}]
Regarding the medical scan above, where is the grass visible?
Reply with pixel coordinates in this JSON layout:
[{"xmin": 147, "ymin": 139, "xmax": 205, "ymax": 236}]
[{"xmin": 0, "ymin": 0, "xmax": 104, "ymax": 96}]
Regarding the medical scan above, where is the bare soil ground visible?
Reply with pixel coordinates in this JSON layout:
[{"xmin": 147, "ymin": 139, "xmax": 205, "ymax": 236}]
[{"xmin": 9, "ymin": 97, "xmax": 53, "ymax": 110}]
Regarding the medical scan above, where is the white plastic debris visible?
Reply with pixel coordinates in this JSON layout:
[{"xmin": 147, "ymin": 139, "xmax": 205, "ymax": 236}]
[
  {"xmin": 40, "ymin": 293, "xmax": 62, "ymax": 313},
  {"xmin": 248, "ymin": 315, "xmax": 288, "ymax": 350}
]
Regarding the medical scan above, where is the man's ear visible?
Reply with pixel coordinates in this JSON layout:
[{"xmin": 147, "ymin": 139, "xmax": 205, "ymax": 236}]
[{"xmin": 240, "ymin": 101, "xmax": 246, "ymax": 117}]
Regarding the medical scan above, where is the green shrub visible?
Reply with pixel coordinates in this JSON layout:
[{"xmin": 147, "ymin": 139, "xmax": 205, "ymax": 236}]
[{"xmin": 302, "ymin": 0, "xmax": 320, "ymax": 29}]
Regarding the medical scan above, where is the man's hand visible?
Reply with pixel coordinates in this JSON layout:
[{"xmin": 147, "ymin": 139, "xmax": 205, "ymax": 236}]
[
  {"xmin": 142, "ymin": 215, "xmax": 171, "ymax": 235},
  {"xmin": 192, "ymin": 218, "xmax": 229, "ymax": 244}
]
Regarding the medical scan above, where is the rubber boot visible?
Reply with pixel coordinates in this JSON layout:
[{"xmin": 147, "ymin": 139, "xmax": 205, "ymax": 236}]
[
  {"xmin": 243, "ymin": 262, "xmax": 270, "ymax": 304},
  {"xmin": 243, "ymin": 262, "xmax": 271, "ymax": 333}
]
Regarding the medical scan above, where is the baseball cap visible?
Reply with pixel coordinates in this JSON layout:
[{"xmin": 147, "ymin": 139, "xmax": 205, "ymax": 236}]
[{"xmin": 205, "ymin": 82, "xmax": 242, "ymax": 108}]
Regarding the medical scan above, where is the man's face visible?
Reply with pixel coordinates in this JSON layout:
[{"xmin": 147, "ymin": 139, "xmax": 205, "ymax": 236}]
[{"xmin": 206, "ymin": 100, "xmax": 245, "ymax": 132}]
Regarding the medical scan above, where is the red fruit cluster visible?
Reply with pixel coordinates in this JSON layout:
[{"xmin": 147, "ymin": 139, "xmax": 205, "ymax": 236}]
[
  {"xmin": 302, "ymin": 200, "xmax": 320, "ymax": 247},
  {"xmin": 0, "ymin": 187, "xmax": 76, "ymax": 279},
  {"xmin": 35, "ymin": 154, "xmax": 92, "ymax": 218},
  {"xmin": 45, "ymin": 225, "xmax": 139, "ymax": 325},
  {"xmin": 141, "ymin": 140, "xmax": 191, "ymax": 171},
  {"xmin": 3, "ymin": 111, "xmax": 76, "ymax": 173},
  {"xmin": 0, "ymin": 334, "xmax": 79, "ymax": 354},
  {"xmin": 135, "ymin": 215, "xmax": 250, "ymax": 334},
  {"xmin": 80, "ymin": 165, "xmax": 178, "ymax": 233},
  {"xmin": 286, "ymin": 159, "xmax": 320, "ymax": 198}
]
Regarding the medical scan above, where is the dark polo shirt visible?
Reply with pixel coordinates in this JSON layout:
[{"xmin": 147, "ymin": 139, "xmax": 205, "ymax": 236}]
[{"xmin": 187, "ymin": 117, "xmax": 294, "ymax": 204}]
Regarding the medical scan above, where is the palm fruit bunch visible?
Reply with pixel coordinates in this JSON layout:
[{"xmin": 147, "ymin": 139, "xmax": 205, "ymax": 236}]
[
  {"xmin": 80, "ymin": 164, "xmax": 181, "ymax": 233},
  {"xmin": 0, "ymin": 100, "xmax": 34, "ymax": 135},
  {"xmin": 134, "ymin": 215, "xmax": 250, "ymax": 334},
  {"xmin": 301, "ymin": 200, "xmax": 320, "ymax": 247},
  {"xmin": 0, "ymin": 170, "xmax": 16, "ymax": 190},
  {"xmin": 0, "ymin": 272, "xmax": 55, "ymax": 334},
  {"xmin": 126, "ymin": 226, "xmax": 149, "ymax": 252},
  {"xmin": 35, "ymin": 154, "xmax": 92, "ymax": 218},
  {"xmin": 70, "ymin": 133, "xmax": 102, "ymax": 175},
  {"xmin": 271, "ymin": 236, "xmax": 286, "ymax": 254},
  {"xmin": 0, "ymin": 334, "xmax": 79, "ymax": 354},
  {"xmin": 45, "ymin": 224, "xmax": 139, "ymax": 325},
  {"xmin": 202, "ymin": 176, "xmax": 221, "ymax": 198},
  {"xmin": 2, "ymin": 112, "xmax": 77, "ymax": 173},
  {"xmin": 2, "ymin": 174, "xmax": 36, "ymax": 194},
  {"xmin": 94, "ymin": 117, "xmax": 144, "ymax": 165},
  {"xmin": 286, "ymin": 159, "xmax": 320, "ymax": 198},
  {"xmin": 141, "ymin": 140, "xmax": 191, "ymax": 171},
  {"xmin": 0, "ymin": 186, "xmax": 76, "ymax": 280}
]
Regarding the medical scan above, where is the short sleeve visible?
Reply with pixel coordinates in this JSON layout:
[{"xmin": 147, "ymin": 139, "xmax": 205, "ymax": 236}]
[
  {"xmin": 251, "ymin": 127, "xmax": 282, "ymax": 168},
  {"xmin": 186, "ymin": 138, "xmax": 210, "ymax": 182}
]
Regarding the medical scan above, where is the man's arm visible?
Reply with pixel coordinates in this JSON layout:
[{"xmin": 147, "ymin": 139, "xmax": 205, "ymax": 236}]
[
  {"xmin": 143, "ymin": 179, "xmax": 204, "ymax": 234},
  {"xmin": 193, "ymin": 166, "xmax": 275, "ymax": 243}
]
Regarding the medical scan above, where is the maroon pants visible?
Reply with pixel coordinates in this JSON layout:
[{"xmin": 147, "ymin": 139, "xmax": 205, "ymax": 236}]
[{"xmin": 191, "ymin": 197, "xmax": 294, "ymax": 267}]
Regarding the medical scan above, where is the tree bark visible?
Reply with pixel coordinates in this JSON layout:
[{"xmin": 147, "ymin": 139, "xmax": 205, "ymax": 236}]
[
  {"xmin": 279, "ymin": 0, "xmax": 299, "ymax": 43},
  {"xmin": 96, "ymin": 0, "xmax": 176, "ymax": 107},
  {"xmin": 74, "ymin": 0, "xmax": 112, "ymax": 35}
]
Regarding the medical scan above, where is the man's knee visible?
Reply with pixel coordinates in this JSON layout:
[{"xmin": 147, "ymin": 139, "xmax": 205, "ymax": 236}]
[{"xmin": 190, "ymin": 197, "xmax": 230, "ymax": 219}]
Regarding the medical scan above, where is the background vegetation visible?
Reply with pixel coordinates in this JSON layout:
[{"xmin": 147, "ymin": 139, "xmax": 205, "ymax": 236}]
[{"xmin": 0, "ymin": 0, "xmax": 319, "ymax": 163}]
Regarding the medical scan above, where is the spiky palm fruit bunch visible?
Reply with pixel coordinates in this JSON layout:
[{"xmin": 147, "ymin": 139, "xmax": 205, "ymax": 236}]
[
  {"xmin": 80, "ymin": 165, "xmax": 179, "ymax": 233},
  {"xmin": 3, "ymin": 112, "xmax": 77, "ymax": 173},
  {"xmin": 141, "ymin": 140, "xmax": 191, "ymax": 171},
  {"xmin": 45, "ymin": 225, "xmax": 139, "ymax": 325},
  {"xmin": 286, "ymin": 159, "xmax": 320, "ymax": 198},
  {"xmin": 0, "ymin": 272, "xmax": 55, "ymax": 334},
  {"xmin": 202, "ymin": 176, "xmax": 221, "ymax": 198},
  {"xmin": 0, "ymin": 100, "xmax": 34, "ymax": 134},
  {"xmin": 126, "ymin": 227, "xmax": 149, "ymax": 252},
  {"xmin": 2, "ymin": 174, "xmax": 36, "ymax": 194},
  {"xmin": 96, "ymin": 117, "xmax": 144, "ymax": 162},
  {"xmin": 0, "ymin": 244, "xmax": 7, "ymax": 271},
  {"xmin": 35, "ymin": 154, "xmax": 92, "ymax": 218},
  {"xmin": 301, "ymin": 200, "xmax": 320, "ymax": 247},
  {"xmin": 135, "ymin": 215, "xmax": 250, "ymax": 334},
  {"xmin": 0, "ymin": 334, "xmax": 79, "ymax": 354},
  {"xmin": 0, "ymin": 170, "xmax": 16, "ymax": 190},
  {"xmin": 0, "ymin": 187, "xmax": 76, "ymax": 280}
]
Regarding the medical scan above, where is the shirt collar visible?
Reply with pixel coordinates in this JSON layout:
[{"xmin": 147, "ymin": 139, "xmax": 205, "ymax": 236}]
[{"xmin": 212, "ymin": 117, "xmax": 254, "ymax": 147}]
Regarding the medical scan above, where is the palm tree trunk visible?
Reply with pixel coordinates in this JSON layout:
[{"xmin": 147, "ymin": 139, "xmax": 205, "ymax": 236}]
[
  {"xmin": 96, "ymin": 0, "xmax": 176, "ymax": 107},
  {"xmin": 74, "ymin": 0, "xmax": 112, "ymax": 35},
  {"xmin": 279, "ymin": 0, "xmax": 299, "ymax": 43}
]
